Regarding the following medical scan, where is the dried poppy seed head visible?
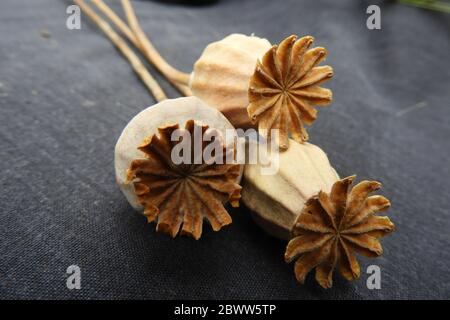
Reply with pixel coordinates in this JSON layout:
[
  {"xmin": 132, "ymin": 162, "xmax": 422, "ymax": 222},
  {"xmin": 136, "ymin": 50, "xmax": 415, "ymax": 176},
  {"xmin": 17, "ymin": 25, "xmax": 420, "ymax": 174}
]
[
  {"xmin": 115, "ymin": 97, "xmax": 243, "ymax": 239},
  {"xmin": 126, "ymin": 121, "xmax": 242, "ymax": 239},
  {"xmin": 248, "ymin": 35, "xmax": 333, "ymax": 150},
  {"xmin": 241, "ymin": 139, "xmax": 340, "ymax": 240},
  {"xmin": 285, "ymin": 176, "xmax": 394, "ymax": 288},
  {"xmin": 190, "ymin": 34, "xmax": 272, "ymax": 129}
]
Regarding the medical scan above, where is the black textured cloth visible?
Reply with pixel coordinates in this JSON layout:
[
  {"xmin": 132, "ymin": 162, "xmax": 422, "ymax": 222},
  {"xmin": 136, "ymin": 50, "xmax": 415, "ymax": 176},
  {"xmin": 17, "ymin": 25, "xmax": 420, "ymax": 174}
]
[{"xmin": 0, "ymin": 0, "xmax": 449, "ymax": 299}]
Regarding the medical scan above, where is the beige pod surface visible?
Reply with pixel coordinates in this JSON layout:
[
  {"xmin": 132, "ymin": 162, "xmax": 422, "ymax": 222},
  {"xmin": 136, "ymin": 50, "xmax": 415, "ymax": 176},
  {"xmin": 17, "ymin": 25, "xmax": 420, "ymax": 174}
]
[
  {"xmin": 115, "ymin": 96, "xmax": 243, "ymax": 212},
  {"xmin": 190, "ymin": 34, "xmax": 272, "ymax": 129},
  {"xmin": 241, "ymin": 140, "xmax": 339, "ymax": 240}
]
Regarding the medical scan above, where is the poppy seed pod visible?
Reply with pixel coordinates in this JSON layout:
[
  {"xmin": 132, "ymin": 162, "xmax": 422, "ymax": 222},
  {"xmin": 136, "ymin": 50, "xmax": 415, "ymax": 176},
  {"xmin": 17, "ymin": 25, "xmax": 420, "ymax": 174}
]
[
  {"xmin": 115, "ymin": 96, "xmax": 243, "ymax": 239},
  {"xmin": 190, "ymin": 34, "xmax": 272, "ymax": 129}
]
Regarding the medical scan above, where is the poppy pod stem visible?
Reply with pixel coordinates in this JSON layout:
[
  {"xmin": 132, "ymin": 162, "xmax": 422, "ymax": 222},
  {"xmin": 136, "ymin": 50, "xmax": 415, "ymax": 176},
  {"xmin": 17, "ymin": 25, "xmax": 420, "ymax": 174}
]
[
  {"xmin": 74, "ymin": 0, "xmax": 167, "ymax": 101},
  {"xmin": 83, "ymin": 0, "xmax": 191, "ymax": 96},
  {"xmin": 120, "ymin": 0, "xmax": 192, "ymax": 95}
]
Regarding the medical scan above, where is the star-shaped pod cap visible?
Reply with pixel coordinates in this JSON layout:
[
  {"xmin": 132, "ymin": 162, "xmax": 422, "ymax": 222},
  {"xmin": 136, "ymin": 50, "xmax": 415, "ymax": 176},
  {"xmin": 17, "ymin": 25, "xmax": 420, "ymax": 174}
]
[{"xmin": 248, "ymin": 35, "xmax": 333, "ymax": 150}]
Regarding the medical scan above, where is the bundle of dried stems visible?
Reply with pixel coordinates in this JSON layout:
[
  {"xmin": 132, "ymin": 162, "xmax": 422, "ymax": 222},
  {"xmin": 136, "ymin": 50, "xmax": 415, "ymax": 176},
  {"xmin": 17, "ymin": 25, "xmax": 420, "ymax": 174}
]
[{"xmin": 74, "ymin": 0, "xmax": 192, "ymax": 101}]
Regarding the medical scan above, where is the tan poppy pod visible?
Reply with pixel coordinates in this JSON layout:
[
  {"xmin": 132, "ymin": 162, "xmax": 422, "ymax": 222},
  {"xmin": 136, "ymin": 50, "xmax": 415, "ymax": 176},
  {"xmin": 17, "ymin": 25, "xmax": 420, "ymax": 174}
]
[
  {"xmin": 284, "ymin": 175, "xmax": 394, "ymax": 288},
  {"xmin": 190, "ymin": 34, "xmax": 333, "ymax": 150},
  {"xmin": 190, "ymin": 34, "xmax": 272, "ymax": 129},
  {"xmin": 115, "ymin": 96, "xmax": 243, "ymax": 239},
  {"xmin": 241, "ymin": 139, "xmax": 339, "ymax": 240},
  {"xmin": 242, "ymin": 139, "xmax": 395, "ymax": 288}
]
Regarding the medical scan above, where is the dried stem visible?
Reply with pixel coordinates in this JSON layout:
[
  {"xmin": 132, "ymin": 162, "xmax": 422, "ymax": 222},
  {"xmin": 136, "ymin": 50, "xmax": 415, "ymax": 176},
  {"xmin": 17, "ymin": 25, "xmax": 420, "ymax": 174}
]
[
  {"xmin": 121, "ymin": 0, "xmax": 192, "ymax": 96},
  {"xmin": 74, "ymin": 0, "xmax": 167, "ymax": 102},
  {"xmin": 91, "ymin": 0, "xmax": 140, "ymax": 47},
  {"xmin": 91, "ymin": 0, "xmax": 191, "ymax": 96}
]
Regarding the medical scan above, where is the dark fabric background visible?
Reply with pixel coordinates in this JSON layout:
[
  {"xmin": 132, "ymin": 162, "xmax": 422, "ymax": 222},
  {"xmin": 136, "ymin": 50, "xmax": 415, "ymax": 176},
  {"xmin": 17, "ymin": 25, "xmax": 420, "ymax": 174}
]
[{"xmin": 0, "ymin": 0, "xmax": 449, "ymax": 299}]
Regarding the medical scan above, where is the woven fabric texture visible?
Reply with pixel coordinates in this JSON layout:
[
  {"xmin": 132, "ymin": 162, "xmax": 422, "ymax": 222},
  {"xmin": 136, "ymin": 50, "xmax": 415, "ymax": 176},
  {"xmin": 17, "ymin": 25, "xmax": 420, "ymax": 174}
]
[{"xmin": 0, "ymin": 0, "xmax": 449, "ymax": 299}]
